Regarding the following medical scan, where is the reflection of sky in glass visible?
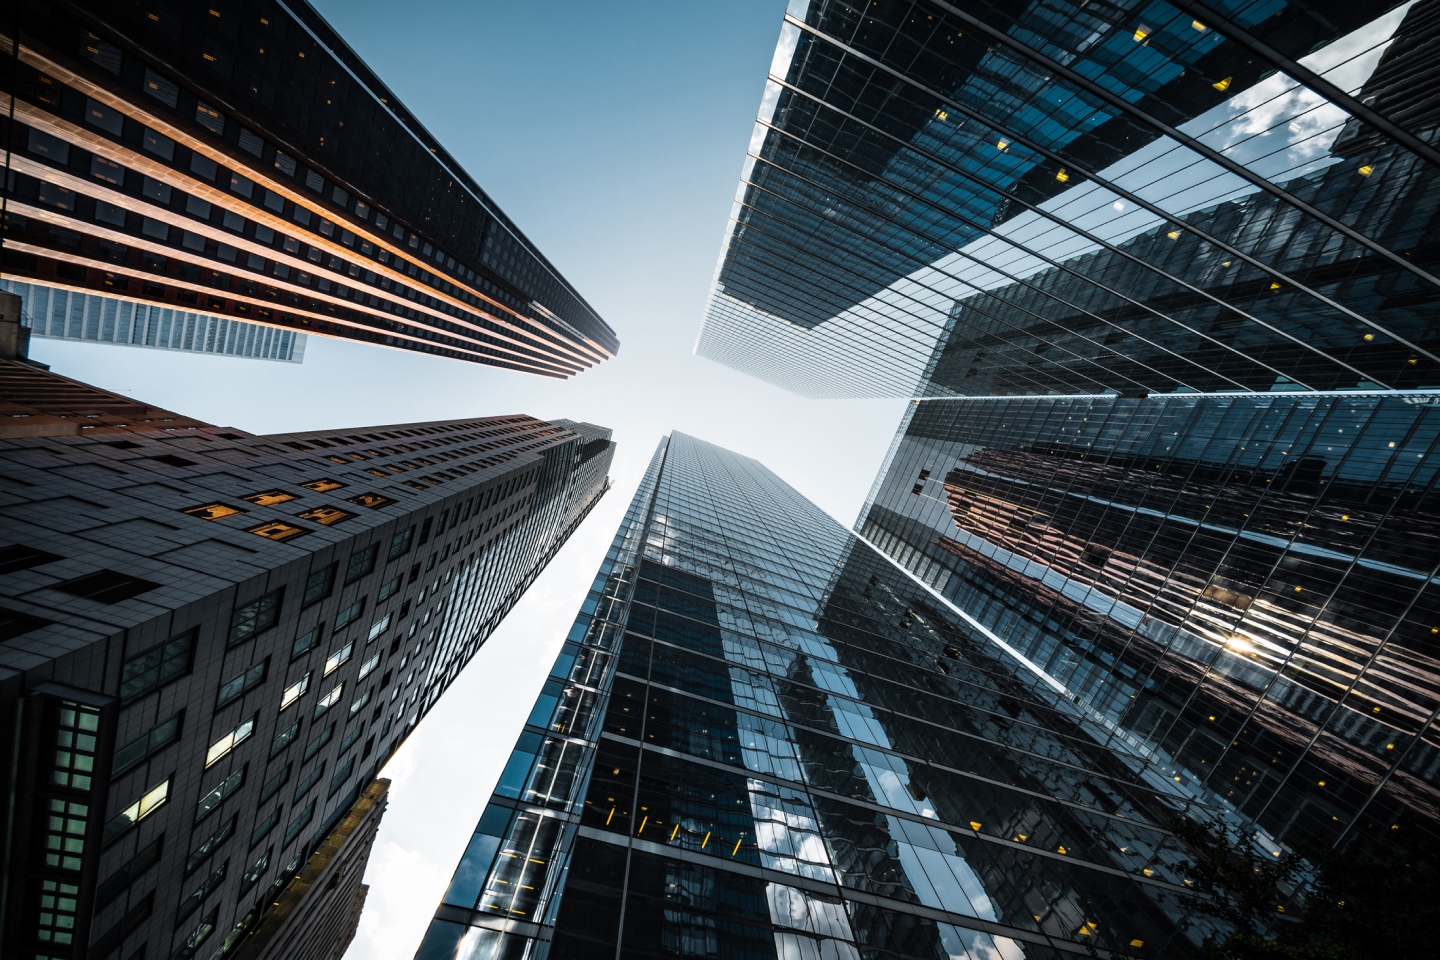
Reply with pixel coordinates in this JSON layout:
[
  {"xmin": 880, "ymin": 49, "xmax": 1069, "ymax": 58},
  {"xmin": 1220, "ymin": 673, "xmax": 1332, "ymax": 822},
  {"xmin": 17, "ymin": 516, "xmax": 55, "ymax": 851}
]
[{"xmin": 698, "ymin": 7, "xmax": 1413, "ymax": 398}]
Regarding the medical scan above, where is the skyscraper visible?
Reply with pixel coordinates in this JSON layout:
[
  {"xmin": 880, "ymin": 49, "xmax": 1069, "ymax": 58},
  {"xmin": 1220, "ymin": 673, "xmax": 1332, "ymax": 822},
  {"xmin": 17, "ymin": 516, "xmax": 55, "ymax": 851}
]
[
  {"xmin": 414, "ymin": 433, "xmax": 1216, "ymax": 960},
  {"xmin": 0, "ymin": 353, "xmax": 614, "ymax": 959},
  {"xmin": 697, "ymin": 0, "xmax": 1439, "ymax": 399},
  {"xmin": 2, "ymin": 0, "xmax": 618, "ymax": 377},
  {"xmin": 689, "ymin": 0, "xmax": 1440, "ymax": 910}
]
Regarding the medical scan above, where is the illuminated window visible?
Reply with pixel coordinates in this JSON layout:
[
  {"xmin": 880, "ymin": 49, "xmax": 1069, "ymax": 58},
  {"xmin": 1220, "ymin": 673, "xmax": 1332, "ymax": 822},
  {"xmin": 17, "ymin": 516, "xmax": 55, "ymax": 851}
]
[
  {"xmin": 324, "ymin": 642, "xmax": 353, "ymax": 677},
  {"xmin": 205, "ymin": 717, "xmax": 255, "ymax": 768},
  {"xmin": 358, "ymin": 652, "xmax": 381, "ymax": 681},
  {"xmin": 367, "ymin": 614, "xmax": 392, "ymax": 642},
  {"xmin": 325, "ymin": 456, "xmax": 349, "ymax": 464},
  {"xmin": 314, "ymin": 683, "xmax": 343, "ymax": 718},
  {"xmin": 280, "ymin": 673, "xmax": 311, "ymax": 711},
  {"xmin": 303, "ymin": 478, "xmax": 345, "ymax": 492},
  {"xmin": 183, "ymin": 503, "xmax": 245, "ymax": 521},
  {"xmin": 298, "ymin": 506, "xmax": 354, "ymax": 526},
  {"xmin": 242, "ymin": 490, "xmax": 296, "ymax": 506},
  {"xmin": 348, "ymin": 492, "xmax": 392, "ymax": 509},
  {"xmin": 195, "ymin": 101, "xmax": 226, "ymax": 135},
  {"xmin": 90, "ymin": 155, "xmax": 125, "ymax": 185},
  {"xmin": 104, "ymin": 778, "xmax": 169, "ymax": 843},
  {"xmin": 143, "ymin": 67, "xmax": 178, "ymax": 106},
  {"xmin": 247, "ymin": 521, "xmax": 307, "ymax": 542}
]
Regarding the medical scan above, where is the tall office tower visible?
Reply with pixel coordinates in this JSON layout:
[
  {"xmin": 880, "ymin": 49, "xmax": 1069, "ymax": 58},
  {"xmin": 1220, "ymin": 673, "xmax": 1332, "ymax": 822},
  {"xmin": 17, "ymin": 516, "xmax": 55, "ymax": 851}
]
[
  {"xmin": 693, "ymin": 0, "xmax": 1440, "ymax": 861},
  {"xmin": 1, "ymin": 0, "xmax": 618, "ymax": 377},
  {"xmin": 696, "ymin": 0, "xmax": 1440, "ymax": 399},
  {"xmin": 0, "ymin": 360, "xmax": 614, "ymax": 959},
  {"xmin": 414, "ymin": 433, "xmax": 1220, "ymax": 960},
  {"xmin": 2, "ymin": 280, "xmax": 308, "ymax": 364}
]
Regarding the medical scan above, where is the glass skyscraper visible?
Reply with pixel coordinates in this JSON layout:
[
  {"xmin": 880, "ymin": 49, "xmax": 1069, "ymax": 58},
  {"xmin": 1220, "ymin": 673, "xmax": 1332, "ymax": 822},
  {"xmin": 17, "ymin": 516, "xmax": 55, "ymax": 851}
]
[
  {"xmin": 2, "ymin": 0, "xmax": 618, "ymax": 376},
  {"xmin": 697, "ymin": 0, "xmax": 1439, "ymax": 399},
  {"xmin": 415, "ymin": 434, "xmax": 1221, "ymax": 960}
]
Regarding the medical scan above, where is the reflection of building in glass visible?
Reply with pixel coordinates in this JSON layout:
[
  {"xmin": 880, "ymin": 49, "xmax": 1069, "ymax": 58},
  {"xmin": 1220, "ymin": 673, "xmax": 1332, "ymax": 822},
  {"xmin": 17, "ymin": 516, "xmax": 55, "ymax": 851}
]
[
  {"xmin": 415, "ymin": 434, "xmax": 1217, "ymax": 960},
  {"xmin": 0, "ymin": 355, "xmax": 613, "ymax": 959},
  {"xmin": 698, "ymin": 1, "xmax": 1440, "ymax": 399},
  {"xmin": 860, "ymin": 393, "xmax": 1440, "ymax": 850},
  {"xmin": 3, "ymin": 0, "xmax": 617, "ymax": 376},
  {"xmin": 3, "ymin": 281, "xmax": 307, "ymax": 363}
]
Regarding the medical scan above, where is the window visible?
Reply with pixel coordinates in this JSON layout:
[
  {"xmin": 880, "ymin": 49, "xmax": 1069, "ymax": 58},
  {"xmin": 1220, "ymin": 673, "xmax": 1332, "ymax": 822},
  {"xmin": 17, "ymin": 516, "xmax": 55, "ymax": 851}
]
[
  {"xmin": 182, "ymin": 502, "xmax": 245, "ymax": 521},
  {"xmin": 270, "ymin": 721, "xmax": 299, "ymax": 757},
  {"xmin": 260, "ymin": 764, "xmax": 291, "ymax": 804},
  {"xmin": 185, "ymin": 816, "xmax": 235, "ymax": 875},
  {"xmin": 229, "ymin": 589, "xmax": 282, "ymax": 645},
  {"xmin": 247, "ymin": 521, "xmax": 308, "ymax": 542},
  {"xmin": 0, "ymin": 544, "xmax": 61, "ymax": 574},
  {"xmin": 418, "ymin": 517, "xmax": 434, "ymax": 545},
  {"xmin": 97, "ymin": 838, "xmax": 163, "ymax": 906},
  {"xmin": 217, "ymin": 660, "xmax": 268, "ymax": 708},
  {"xmin": 143, "ymin": 68, "xmax": 178, "ymax": 106},
  {"xmin": 348, "ymin": 492, "xmax": 392, "ymax": 509},
  {"xmin": 313, "ymin": 683, "xmax": 343, "ymax": 718},
  {"xmin": 291, "ymin": 626, "xmax": 322, "ymax": 660},
  {"xmin": 345, "ymin": 545, "xmax": 378, "ymax": 583},
  {"xmin": 348, "ymin": 690, "xmax": 371, "ymax": 717},
  {"xmin": 242, "ymin": 848, "xmax": 271, "ymax": 893},
  {"xmin": 195, "ymin": 101, "xmax": 225, "ymax": 135},
  {"xmin": 367, "ymin": 613, "xmax": 392, "ymax": 642},
  {"xmin": 142, "ymin": 127, "xmax": 174, "ymax": 159},
  {"xmin": 328, "ymin": 756, "xmax": 355, "ymax": 797},
  {"xmin": 302, "ymin": 724, "xmax": 333, "ymax": 762},
  {"xmin": 292, "ymin": 762, "xmax": 325, "ymax": 802},
  {"xmin": 302, "ymin": 564, "xmax": 336, "ymax": 606},
  {"xmin": 177, "ymin": 908, "xmax": 219, "ymax": 959},
  {"xmin": 142, "ymin": 176, "xmax": 171, "ymax": 202},
  {"xmin": 377, "ymin": 576, "xmax": 402, "ymax": 602},
  {"xmin": 176, "ymin": 860, "xmax": 226, "ymax": 923},
  {"xmin": 301, "ymin": 478, "xmax": 344, "ymax": 492},
  {"xmin": 387, "ymin": 527, "xmax": 414, "ymax": 560},
  {"xmin": 113, "ymin": 713, "xmax": 182, "ymax": 776},
  {"xmin": 250, "ymin": 810, "xmax": 278, "ymax": 848},
  {"xmin": 280, "ymin": 673, "xmax": 311, "ymax": 711},
  {"xmin": 299, "ymin": 506, "xmax": 354, "ymax": 526},
  {"xmin": 324, "ymin": 643, "xmax": 352, "ymax": 677},
  {"xmin": 194, "ymin": 767, "xmax": 245, "ymax": 822},
  {"xmin": 242, "ymin": 489, "xmax": 295, "ymax": 506},
  {"xmin": 283, "ymin": 801, "xmax": 315, "ymax": 848},
  {"xmin": 357, "ymin": 652, "xmax": 381, "ymax": 681},
  {"xmin": 104, "ymin": 778, "xmax": 169, "ymax": 844},
  {"xmin": 56, "ymin": 570, "xmax": 160, "ymax": 604},
  {"xmin": 339, "ymin": 723, "xmax": 365, "ymax": 754},
  {"xmin": 28, "ymin": 128, "xmax": 70, "ymax": 162},
  {"xmin": 334, "ymin": 599, "xmax": 365, "ymax": 632},
  {"xmin": 205, "ymin": 718, "xmax": 255, "ymax": 768},
  {"xmin": 120, "ymin": 631, "xmax": 195, "ymax": 703},
  {"xmin": 90, "ymin": 155, "xmax": 124, "ymax": 185}
]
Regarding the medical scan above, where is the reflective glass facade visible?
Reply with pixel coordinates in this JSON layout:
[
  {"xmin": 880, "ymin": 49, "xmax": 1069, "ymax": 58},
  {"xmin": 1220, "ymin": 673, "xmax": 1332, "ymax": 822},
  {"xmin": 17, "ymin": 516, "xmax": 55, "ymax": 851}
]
[
  {"xmin": 415, "ymin": 433, "xmax": 1224, "ymax": 960},
  {"xmin": 1, "ymin": 0, "xmax": 617, "ymax": 377},
  {"xmin": 698, "ymin": 0, "xmax": 1440, "ymax": 399},
  {"xmin": 860, "ymin": 393, "xmax": 1440, "ymax": 853},
  {"xmin": 0, "ymin": 365, "xmax": 614, "ymax": 960},
  {"xmin": 3, "ymin": 280, "xmax": 308, "ymax": 363}
]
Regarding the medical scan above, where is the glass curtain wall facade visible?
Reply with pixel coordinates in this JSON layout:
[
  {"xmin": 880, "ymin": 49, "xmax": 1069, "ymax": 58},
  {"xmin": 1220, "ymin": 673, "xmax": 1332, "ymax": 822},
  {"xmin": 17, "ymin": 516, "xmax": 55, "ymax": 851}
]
[
  {"xmin": 414, "ymin": 433, "xmax": 1222, "ymax": 960},
  {"xmin": 859, "ymin": 393, "xmax": 1440, "ymax": 853},
  {"xmin": 0, "ymin": 371, "xmax": 614, "ymax": 960},
  {"xmin": 1, "ymin": 0, "xmax": 617, "ymax": 376},
  {"xmin": 2, "ymin": 280, "xmax": 308, "ymax": 363},
  {"xmin": 696, "ymin": 0, "xmax": 1440, "ymax": 399}
]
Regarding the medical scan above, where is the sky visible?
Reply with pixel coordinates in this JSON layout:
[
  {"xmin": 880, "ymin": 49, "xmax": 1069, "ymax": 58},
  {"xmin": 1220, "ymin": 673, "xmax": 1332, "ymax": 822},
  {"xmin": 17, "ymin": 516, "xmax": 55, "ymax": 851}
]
[{"xmin": 25, "ymin": 2, "xmax": 906, "ymax": 957}]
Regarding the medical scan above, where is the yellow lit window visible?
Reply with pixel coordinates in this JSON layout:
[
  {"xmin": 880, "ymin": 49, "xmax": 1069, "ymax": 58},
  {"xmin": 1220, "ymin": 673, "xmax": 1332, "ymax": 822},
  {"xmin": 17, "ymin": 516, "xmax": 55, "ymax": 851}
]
[
  {"xmin": 242, "ymin": 489, "xmax": 296, "ymax": 506},
  {"xmin": 298, "ymin": 506, "xmax": 354, "ymax": 526},
  {"xmin": 301, "ymin": 478, "xmax": 345, "ymax": 492},
  {"xmin": 247, "ymin": 521, "xmax": 307, "ymax": 541},
  {"xmin": 1055, "ymin": 168, "xmax": 1069, "ymax": 182},
  {"xmin": 934, "ymin": 108, "xmax": 948, "ymax": 120},
  {"xmin": 1358, "ymin": 164, "xmax": 1374, "ymax": 176},
  {"xmin": 1167, "ymin": 229, "xmax": 1181, "ymax": 239},
  {"xmin": 347, "ymin": 492, "xmax": 392, "ymax": 509},
  {"xmin": 325, "ymin": 456, "xmax": 348, "ymax": 464},
  {"xmin": 1133, "ymin": 25, "xmax": 1150, "ymax": 41},
  {"xmin": 1213, "ymin": 76, "xmax": 1232, "ymax": 92},
  {"xmin": 182, "ymin": 503, "xmax": 244, "ymax": 521},
  {"xmin": 1191, "ymin": 19, "xmax": 1206, "ymax": 30}
]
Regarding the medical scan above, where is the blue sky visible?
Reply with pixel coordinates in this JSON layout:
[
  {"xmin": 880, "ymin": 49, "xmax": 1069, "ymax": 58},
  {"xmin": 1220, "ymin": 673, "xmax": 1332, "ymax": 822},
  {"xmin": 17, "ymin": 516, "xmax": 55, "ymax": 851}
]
[{"xmin": 30, "ymin": 3, "xmax": 904, "ymax": 956}]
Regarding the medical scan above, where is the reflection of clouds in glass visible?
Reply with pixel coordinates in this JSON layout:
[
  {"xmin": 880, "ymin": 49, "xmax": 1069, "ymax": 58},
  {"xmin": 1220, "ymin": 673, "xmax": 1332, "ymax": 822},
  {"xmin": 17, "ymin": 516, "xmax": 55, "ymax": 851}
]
[{"xmin": 698, "ymin": 7, "xmax": 1415, "ymax": 398}]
